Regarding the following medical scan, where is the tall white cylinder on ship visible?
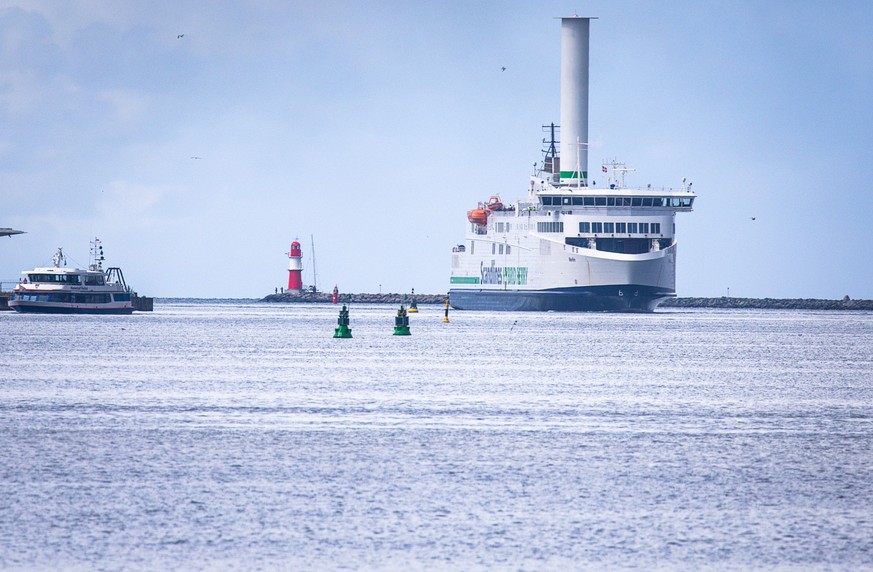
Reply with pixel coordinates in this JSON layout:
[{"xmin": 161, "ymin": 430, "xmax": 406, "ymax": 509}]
[{"xmin": 559, "ymin": 16, "xmax": 593, "ymax": 186}]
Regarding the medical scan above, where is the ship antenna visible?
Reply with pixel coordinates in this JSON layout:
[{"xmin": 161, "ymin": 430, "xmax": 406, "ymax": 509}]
[
  {"xmin": 89, "ymin": 237, "xmax": 105, "ymax": 271},
  {"xmin": 541, "ymin": 122, "xmax": 560, "ymax": 178},
  {"xmin": 52, "ymin": 247, "xmax": 66, "ymax": 268}
]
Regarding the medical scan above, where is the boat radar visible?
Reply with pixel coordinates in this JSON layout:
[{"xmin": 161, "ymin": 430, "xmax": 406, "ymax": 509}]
[{"xmin": 287, "ymin": 240, "xmax": 303, "ymax": 293}]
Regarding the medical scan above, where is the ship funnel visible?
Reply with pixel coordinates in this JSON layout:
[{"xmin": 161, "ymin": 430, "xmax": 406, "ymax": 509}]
[{"xmin": 559, "ymin": 17, "xmax": 594, "ymax": 186}]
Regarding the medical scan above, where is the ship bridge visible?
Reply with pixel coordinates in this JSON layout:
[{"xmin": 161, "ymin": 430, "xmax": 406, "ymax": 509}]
[{"xmin": 537, "ymin": 192, "xmax": 694, "ymax": 211}]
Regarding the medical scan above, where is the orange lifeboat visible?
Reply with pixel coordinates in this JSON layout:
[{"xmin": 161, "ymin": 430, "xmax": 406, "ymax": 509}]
[
  {"xmin": 486, "ymin": 195, "xmax": 504, "ymax": 211},
  {"xmin": 467, "ymin": 207, "xmax": 489, "ymax": 225}
]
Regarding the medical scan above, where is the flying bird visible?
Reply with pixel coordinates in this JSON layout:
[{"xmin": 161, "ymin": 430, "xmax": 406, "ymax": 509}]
[
  {"xmin": 750, "ymin": 217, "xmax": 756, "ymax": 221},
  {"xmin": 501, "ymin": 66, "xmax": 506, "ymax": 72},
  {"xmin": 190, "ymin": 156, "xmax": 202, "ymax": 160},
  {"xmin": 177, "ymin": 34, "xmax": 185, "ymax": 39}
]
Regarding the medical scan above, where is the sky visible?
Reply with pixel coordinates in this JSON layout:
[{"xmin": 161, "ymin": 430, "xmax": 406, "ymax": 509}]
[{"xmin": 2, "ymin": 0, "xmax": 872, "ymax": 299}]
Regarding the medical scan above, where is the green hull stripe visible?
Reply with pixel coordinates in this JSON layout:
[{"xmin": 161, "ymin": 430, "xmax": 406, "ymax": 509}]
[{"xmin": 450, "ymin": 276, "xmax": 480, "ymax": 284}]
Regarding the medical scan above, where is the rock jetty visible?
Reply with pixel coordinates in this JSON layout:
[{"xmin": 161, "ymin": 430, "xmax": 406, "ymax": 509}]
[
  {"xmin": 262, "ymin": 292, "xmax": 448, "ymax": 305},
  {"xmin": 261, "ymin": 292, "xmax": 872, "ymax": 311},
  {"xmin": 660, "ymin": 296, "xmax": 873, "ymax": 311}
]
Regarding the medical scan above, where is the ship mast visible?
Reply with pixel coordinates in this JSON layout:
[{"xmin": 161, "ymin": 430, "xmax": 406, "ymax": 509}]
[
  {"xmin": 89, "ymin": 237, "xmax": 105, "ymax": 271},
  {"xmin": 310, "ymin": 234, "xmax": 318, "ymax": 292}
]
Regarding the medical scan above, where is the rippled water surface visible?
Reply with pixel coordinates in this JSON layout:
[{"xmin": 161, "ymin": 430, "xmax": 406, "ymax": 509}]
[{"xmin": 1, "ymin": 302, "xmax": 872, "ymax": 570}]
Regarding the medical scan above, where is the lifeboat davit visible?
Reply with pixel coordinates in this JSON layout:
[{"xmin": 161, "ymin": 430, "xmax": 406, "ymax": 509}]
[{"xmin": 467, "ymin": 208, "xmax": 489, "ymax": 225}]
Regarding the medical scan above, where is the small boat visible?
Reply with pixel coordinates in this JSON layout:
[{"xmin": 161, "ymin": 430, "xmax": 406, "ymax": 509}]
[
  {"xmin": 467, "ymin": 206, "xmax": 489, "ymax": 225},
  {"xmin": 10, "ymin": 238, "xmax": 137, "ymax": 314},
  {"xmin": 486, "ymin": 195, "xmax": 504, "ymax": 211}
]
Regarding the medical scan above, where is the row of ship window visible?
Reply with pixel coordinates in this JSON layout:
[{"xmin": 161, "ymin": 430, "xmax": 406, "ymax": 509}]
[
  {"xmin": 26, "ymin": 273, "xmax": 105, "ymax": 285},
  {"xmin": 536, "ymin": 222, "xmax": 663, "ymax": 234},
  {"xmin": 14, "ymin": 293, "xmax": 130, "ymax": 303},
  {"xmin": 540, "ymin": 196, "xmax": 693, "ymax": 207}
]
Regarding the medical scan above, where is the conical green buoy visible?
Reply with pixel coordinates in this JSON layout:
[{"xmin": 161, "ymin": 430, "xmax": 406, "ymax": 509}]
[
  {"xmin": 334, "ymin": 304, "xmax": 352, "ymax": 338},
  {"xmin": 393, "ymin": 304, "xmax": 411, "ymax": 335}
]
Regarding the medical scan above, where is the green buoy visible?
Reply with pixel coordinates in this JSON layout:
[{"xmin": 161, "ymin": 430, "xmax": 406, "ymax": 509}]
[
  {"xmin": 334, "ymin": 304, "xmax": 352, "ymax": 338},
  {"xmin": 393, "ymin": 304, "xmax": 411, "ymax": 336}
]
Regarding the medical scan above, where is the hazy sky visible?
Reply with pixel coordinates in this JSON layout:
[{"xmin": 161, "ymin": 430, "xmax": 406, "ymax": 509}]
[{"xmin": 2, "ymin": 1, "xmax": 872, "ymax": 299}]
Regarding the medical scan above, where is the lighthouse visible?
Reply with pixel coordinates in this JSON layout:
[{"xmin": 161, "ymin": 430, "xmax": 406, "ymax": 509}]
[{"xmin": 287, "ymin": 241, "xmax": 303, "ymax": 293}]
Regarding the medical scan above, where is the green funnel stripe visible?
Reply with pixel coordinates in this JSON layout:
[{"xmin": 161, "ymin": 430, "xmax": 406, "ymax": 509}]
[{"xmin": 560, "ymin": 170, "xmax": 588, "ymax": 179}]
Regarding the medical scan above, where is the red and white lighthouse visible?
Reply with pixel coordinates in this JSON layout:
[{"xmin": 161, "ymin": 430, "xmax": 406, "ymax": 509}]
[{"xmin": 287, "ymin": 241, "xmax": 303, "ymax": 292}]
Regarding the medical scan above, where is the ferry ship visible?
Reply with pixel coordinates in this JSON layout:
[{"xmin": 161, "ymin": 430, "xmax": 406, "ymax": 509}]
[
  {"xmin": 449, "ymin": 16, "xmax": 695, "ymax": 312},
  {"xmin": 10, "ymin": 238, "xmax": 136, "ymax": 314}
]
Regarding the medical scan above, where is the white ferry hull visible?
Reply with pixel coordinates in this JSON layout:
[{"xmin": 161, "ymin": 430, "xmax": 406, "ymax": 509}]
[
  {"xmin": 449, "ymin": 285, "xmax": 672, "ymax": 312},
  {"xmin": 450, "ymin": 243, "xmax": 677, "ymax": 312},
  {"xmin": 9, "ymin": 300, "xmax": 133, "ymax": 314}
]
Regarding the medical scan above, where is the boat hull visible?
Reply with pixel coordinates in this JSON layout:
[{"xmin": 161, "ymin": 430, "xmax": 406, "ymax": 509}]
[
  {"xmin": 448, "ymin": 285, "xmax": 673, "ymax": 312},
  {"xmin": 9, "ymin": 302, "xmax": 133, "ymax": 315}
]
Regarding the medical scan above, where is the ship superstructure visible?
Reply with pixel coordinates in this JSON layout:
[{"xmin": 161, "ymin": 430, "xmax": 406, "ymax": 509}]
[{"xmin": 448, "ymin": 17, "xmax": 695, "ymax": 312}]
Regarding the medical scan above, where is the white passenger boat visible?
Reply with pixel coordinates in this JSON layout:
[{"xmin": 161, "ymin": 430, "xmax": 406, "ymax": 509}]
[
  {"xmin": 448, "ymin": 17, "xmax": 696, "ymax": 312},
  {"xmin": 10, "ymin": 238, "xmax": 135, "ymax": 314}
]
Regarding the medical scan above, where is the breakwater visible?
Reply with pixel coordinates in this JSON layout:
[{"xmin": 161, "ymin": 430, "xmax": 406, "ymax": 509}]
[
  {"xmin": 262, "ymin": 292, "xmax": 447, "ymax": 305},
  {"xmin": 261, "ymin": 292, "xmax": 872, "ymax": 310},
  {"xmin": 660, "ymin": 297, "xmax": 873, "ymax": 311}
]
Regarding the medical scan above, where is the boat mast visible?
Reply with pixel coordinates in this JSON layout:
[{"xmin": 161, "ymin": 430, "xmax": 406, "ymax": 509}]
[
  {"xmin": 310, "ymin": 234, "xmax": 318, "ymax": 292},
  {"xmin": 52, "ymin": 247, "xmax": 66, "ymax": 268},
  {"xmin": 89, "ymin": 237, "xmax": 105, "ymax": 271}
]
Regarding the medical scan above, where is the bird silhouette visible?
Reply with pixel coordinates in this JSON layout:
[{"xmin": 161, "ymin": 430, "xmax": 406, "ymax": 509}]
[
  {"xmin": 501, "ymin": 66, "xmax": 506, "ymax": 72},
  {"xmin": 750, "ymin": 217, "xmax": 756, "ymax": 221},
  {"xmin": 177, "ymin": 34, "xmax": 185, "ymax": 39}
]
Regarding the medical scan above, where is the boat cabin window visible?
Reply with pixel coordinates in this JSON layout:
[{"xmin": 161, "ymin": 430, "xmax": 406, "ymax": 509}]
[
  {"xmin": 579, "ymin": 221, "xmax": 664, "ymax": 236},
  {"xmin": 540, "ymin": 194, "xmax": 692, "ymax": 208},
  {"xmin": 537, "ymin": 221, "xmax": 564, "ymax": 233},
  {"xmin": 27, "ymin": 273, "xmax": 81, "ymax": 284},
  {"xmin": 83, "ymin": 274, "xmax": 105, "ymax": 286}
]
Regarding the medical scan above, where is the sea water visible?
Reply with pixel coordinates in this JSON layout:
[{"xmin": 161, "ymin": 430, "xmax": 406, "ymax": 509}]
[{"xmin": 1, "ymin": 302, "xmax": 871, "ymax": 570}]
